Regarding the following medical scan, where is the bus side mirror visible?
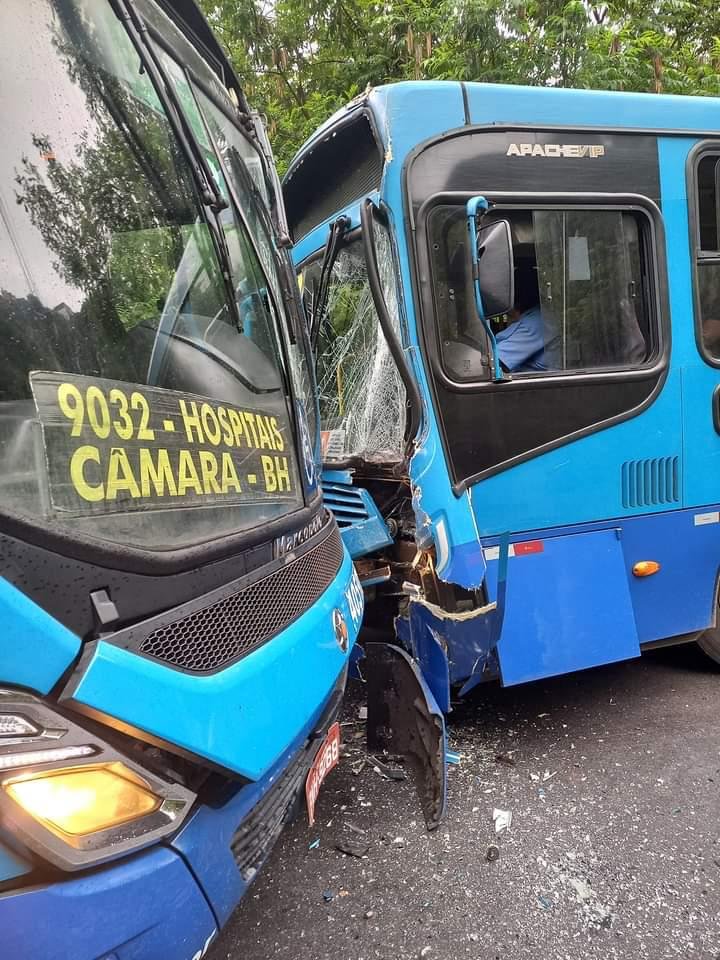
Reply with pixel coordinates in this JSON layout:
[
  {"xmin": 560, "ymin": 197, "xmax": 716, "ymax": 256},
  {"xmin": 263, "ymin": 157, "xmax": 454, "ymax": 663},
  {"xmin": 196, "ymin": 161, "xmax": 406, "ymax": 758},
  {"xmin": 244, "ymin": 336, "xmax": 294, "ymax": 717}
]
[{"xmin": 473, "ymin": 219, "xmax": 514, "ymax": 318}]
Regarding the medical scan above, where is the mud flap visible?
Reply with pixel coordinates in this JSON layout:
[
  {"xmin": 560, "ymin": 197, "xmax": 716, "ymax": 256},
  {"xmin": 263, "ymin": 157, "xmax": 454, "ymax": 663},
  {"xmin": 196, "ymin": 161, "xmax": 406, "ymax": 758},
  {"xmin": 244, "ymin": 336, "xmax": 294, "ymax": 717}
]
[{"xmin": 365, "ymin": 642, "xmax": 447, "ymax": 830}]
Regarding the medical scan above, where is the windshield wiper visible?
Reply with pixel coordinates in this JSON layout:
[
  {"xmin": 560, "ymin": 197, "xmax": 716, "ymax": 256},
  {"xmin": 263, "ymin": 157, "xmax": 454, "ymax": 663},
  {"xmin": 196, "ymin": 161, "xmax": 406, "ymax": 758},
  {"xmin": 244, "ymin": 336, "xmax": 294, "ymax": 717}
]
[
  {"xmin": 310, "ymin": 215, "xmax": 350, "ymax": 346},
  {"xmin": 114, "ymin": 0, "xmax": 243, "ymax": 333}
]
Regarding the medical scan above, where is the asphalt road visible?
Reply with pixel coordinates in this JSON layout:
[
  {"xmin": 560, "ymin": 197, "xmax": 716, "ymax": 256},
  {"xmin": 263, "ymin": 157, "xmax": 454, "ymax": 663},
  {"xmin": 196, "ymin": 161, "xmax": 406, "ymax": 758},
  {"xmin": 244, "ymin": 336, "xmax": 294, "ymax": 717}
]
[{"xmin": 211, "ymin": 644, "xmax": 720, "ymax": 960}]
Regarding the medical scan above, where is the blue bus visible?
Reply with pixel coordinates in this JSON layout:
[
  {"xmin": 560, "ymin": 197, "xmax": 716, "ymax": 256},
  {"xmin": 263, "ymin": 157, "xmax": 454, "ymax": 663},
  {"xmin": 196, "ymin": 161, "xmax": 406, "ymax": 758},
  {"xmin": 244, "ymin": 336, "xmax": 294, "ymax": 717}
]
[
  {"xmin": 285, "ymin": 80, "xmax": 720, "ymax": 827},
  {"xmin": 0, "ymin": 2, "xmax": 361, "ymax": 957}
]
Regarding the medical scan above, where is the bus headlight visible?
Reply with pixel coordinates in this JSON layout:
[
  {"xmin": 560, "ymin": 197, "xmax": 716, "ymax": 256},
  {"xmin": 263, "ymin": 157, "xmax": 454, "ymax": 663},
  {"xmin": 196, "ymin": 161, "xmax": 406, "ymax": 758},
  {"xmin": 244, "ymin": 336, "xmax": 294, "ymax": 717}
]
[
  {"xmin": 5, "ymin": 763, "xmax": 161, "ymax": 838},
  {"xmin": 0, "ymin": 690, "xmax": 195, "ymax": 871}
]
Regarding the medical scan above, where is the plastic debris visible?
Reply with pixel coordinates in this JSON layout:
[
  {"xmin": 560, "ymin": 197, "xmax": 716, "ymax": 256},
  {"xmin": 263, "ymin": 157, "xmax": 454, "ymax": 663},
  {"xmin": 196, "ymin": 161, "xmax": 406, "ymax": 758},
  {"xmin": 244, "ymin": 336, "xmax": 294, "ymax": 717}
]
[
  {"xmin": 371, "ymin": 756, "xmax": 406, "ymax": 781},
  {"xmin": 322, "ymin": 889, "xmax": 335, "ymax": 902},
  {"xmin": 336, "ymin": 838, "xmax": 370, "ymax": 858},
  {"xmin": 529, "ymin": 772, "xmax": 540, "ymax": 782},
  {"xmin": 542, "ymin": 769, "xmax": 557, "ymax": 782},
  {"xmin": 309, "ymin": 838, "xmax": 320, "ymax": 850},
  {"xmin": 445, "ymin": 750, "xmax": 461, "ymax": 765},
  {"xmin": 493, "ymin": 808, "xmax": 512, "ymax": 833},
  {"xmin": 391, "ymin": 836, "xmax": 406, "ymax": 847},
  {"xmin": 351, "ymin": 758, "xmax": 367, "ymax": 776},
  {"xmin": 486, "ymin": 844, "xmax": 500, "ymax": 862},
  {"xmin": 538, "ymin": 894, "xmax": 552, "ymax": 910},
  {"xmin": 364, "ymin": 910, "xmax": 375, "ymax": 919},
  {"xmin": 358, "ymin": 705, "xmax": 368, "ymax": 721}
]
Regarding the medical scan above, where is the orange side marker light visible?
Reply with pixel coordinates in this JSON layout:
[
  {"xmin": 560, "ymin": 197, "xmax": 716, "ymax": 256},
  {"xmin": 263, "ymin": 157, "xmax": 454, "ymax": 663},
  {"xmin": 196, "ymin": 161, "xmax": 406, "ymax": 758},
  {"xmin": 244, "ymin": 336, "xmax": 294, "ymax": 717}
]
[{"xmin": 632, "ymin": 560, "xmax": 661, "ymax": 578}]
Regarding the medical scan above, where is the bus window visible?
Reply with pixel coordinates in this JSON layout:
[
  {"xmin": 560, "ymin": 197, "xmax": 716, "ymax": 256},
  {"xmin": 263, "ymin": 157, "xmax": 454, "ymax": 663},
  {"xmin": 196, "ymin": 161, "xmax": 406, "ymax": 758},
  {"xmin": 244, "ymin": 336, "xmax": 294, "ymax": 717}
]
[
  {"xmin": 429, "ymin": 205, "xmax": 653, "ymax": 380},
  {"xmin": 693, "ymin": 153, "xmax": 720, "ymax": 358}
]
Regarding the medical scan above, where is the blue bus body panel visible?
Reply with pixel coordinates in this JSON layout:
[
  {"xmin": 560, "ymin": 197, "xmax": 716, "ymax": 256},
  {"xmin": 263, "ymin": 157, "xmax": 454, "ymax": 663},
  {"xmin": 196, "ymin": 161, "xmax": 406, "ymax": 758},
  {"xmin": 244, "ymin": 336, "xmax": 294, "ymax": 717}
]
[
  {"xmin": 170, "ymin": 687, "xmax": 335, "ymax": 927},
  {"xmin": 0, "ymin": 577, "xmax": 80, "ymax": 695},
  {"xmin": 0, "ymin": 846, "xmax": 217, "ymax": 960},
  {"xmin": 482, "ymin": 506, "xmax": 720, "ymax": 651},
  {"xmin": 484, "ymin": 528, "xmax": 640, "ymax": 686},
  {"xmin": 462, "ymin": 81, "xmax": 720, "ymax": 130},
  {"xmin": 64, "ymin": 549, "xmax": 358, "ymax": 781},
  {"xmin": 0, "ymin": 838, "xmax": 31, "ymax": 882},
  {"xmin": 467, "ymin": 367, "xmax": 682, "ymax": 536}
]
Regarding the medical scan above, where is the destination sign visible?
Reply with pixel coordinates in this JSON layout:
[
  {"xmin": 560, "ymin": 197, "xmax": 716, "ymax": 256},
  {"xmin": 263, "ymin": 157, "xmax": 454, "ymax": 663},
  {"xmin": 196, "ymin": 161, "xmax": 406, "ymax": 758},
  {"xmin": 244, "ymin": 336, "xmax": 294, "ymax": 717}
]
[{"xmin": 31, "ymin": 372, "xmax": 300, "ymax": 518}]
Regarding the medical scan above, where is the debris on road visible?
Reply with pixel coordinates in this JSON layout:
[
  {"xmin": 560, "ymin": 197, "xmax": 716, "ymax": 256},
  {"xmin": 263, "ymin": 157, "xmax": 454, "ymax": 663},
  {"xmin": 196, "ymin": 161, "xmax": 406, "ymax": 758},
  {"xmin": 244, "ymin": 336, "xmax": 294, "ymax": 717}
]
[
  {"xmin": 493, "ymin": 808, "xmax": 513, "ymax": 833},
  {"xmin": 486, "ymin": 844, "xmax": 500, "ymax": 862},
  {"xmin": 495, "ymin": 751, "xmax": 516, "ymax": 767},
  {"xmin": 322, "ymin": 890, "xmax": 334, "ymax": 903},
  {"xmin": 335, "ymin": 837, "xmax": 369, "ymax": 858},
  {"xmin": 370, "ymin": 756, "xmax": 406, "ymax": 781},
  {"xmin": 308, "ymin": 838, "xmax": 320, "ymax": 850}
]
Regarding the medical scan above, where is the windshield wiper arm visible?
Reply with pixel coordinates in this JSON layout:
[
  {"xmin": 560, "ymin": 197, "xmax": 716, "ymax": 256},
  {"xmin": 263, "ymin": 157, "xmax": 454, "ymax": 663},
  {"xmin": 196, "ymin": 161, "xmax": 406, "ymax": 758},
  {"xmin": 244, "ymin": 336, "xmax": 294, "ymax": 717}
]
[
  {"xmin": 310, "ymin": 215, "xmax": 350, "ymax": 346},
  {"xmin": 115, "ymin": 0, "xmax": 243, "ymax": 332}
]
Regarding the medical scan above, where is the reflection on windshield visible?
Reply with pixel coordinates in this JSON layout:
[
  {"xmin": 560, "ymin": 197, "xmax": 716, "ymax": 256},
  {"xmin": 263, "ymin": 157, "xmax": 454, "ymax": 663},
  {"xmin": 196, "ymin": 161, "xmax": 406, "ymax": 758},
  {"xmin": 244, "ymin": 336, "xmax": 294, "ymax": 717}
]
[{"xmin": 0, "ymin": 0, "xmax": 302, "ymax": 551}]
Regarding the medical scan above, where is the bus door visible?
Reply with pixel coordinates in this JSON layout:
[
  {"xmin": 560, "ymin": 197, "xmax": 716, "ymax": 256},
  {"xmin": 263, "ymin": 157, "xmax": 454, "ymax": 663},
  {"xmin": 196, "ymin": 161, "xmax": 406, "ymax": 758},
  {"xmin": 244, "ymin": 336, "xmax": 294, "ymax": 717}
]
[{"xmin": 413, "ymin": 137, "xmax": 676, "ymax": 685}]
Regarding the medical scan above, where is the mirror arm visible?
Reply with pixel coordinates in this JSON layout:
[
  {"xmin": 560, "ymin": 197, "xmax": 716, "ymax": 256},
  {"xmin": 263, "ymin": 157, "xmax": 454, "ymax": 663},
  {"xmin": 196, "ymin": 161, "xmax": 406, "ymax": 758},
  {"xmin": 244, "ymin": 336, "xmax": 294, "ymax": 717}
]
[{"xmin": 466, "ymin": 197, "xmax": 505, "ymax": 383}]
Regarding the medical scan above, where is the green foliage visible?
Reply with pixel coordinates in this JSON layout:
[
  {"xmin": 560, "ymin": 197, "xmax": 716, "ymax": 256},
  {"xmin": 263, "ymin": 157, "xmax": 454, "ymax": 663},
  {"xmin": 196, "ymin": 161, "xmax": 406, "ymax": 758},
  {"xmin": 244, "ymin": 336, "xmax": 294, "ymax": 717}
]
[{"xmin": 197, "ymin": 0, "xmax": 720, "ymax": 171}]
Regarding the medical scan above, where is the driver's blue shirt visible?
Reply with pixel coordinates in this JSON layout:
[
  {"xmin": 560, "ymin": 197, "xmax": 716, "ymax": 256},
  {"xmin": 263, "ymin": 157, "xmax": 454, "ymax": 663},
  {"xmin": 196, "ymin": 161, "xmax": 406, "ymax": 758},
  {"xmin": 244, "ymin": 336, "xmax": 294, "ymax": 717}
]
[{"xmin": 495, "ymin": 305, "xmax": 546, "ymax": 372}]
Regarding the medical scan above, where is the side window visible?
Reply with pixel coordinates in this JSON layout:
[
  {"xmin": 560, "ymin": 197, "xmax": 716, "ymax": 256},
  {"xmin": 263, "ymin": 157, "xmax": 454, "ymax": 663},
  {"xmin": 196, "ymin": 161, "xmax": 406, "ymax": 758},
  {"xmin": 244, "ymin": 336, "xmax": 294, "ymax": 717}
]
[
  {"xmin": 429, "ymin": 205, "xmax": 655, "ymax": 381},
  {"xmin": 693, "ymin": 153, "xmax": 720, "ymax": 359}
]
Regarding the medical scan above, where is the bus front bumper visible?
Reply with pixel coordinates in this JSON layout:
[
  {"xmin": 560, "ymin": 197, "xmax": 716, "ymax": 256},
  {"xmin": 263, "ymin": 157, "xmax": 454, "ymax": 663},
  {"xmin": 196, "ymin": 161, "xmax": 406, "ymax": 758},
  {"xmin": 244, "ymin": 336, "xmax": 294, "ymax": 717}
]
[{"xmin": 0, "ymin": 669, "xmax": 347, "ymax": 960}]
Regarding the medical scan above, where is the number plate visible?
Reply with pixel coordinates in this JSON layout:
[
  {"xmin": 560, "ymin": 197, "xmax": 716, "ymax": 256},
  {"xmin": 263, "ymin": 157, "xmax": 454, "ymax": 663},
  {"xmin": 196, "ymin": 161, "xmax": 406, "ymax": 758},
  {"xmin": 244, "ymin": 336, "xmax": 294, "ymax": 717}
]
[{"xmin": 305, "ymin": 721, "xmax": 341, "ymax": 826}]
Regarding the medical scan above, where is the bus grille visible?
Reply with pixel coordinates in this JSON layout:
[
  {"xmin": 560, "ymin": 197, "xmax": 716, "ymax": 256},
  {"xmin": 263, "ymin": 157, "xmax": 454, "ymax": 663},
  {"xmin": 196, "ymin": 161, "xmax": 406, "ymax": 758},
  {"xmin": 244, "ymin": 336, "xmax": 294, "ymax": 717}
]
[
  {"xmin": 230, "ymin": 742, "xmax": 314, "ymax": 881},
  {"xmin": 135, "ymin": 524, "xmax": 343, "ymax": 673}
]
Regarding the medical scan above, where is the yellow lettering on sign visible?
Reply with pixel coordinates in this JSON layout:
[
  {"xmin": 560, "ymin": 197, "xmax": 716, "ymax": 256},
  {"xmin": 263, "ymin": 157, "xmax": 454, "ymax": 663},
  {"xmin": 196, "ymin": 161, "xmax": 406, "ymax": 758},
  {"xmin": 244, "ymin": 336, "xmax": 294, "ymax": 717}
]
[
  {"xmin": 256, "ymin": 416, "xmax": 273, "ymax": 450},
  {"xmin": 227, "ymin": 409, "xmax": 245, "ymax": 447},
  {"xmin": 58, "ymin": 382, "xmax": 85, "ymax": 437},
  {"xmin": 269, "ymin": 417, "xmax": 284, "ymax": 452},
  {"xmin": 70, "ymin": 445, "xmax": 104, "ymax": 501},
  {"xmin": 220, "ymin": 452, "xmax": 242, "ymax": 493},
  {"xmin": 243, "ymin": 412, "xmax": 260, "ymax": 448},
  {"xmin": 198, "ymin": 450, "xmax": 221, "ymax": 494},
  {"xmin": 216, "ymin": 407, "xmax": 234, "ymax": 446},
  {"xmin": 275, "ymin": 456, "xmax": 291, "ymax": 492},
  {"xmin": 177, "ymin": 450, "xmax": 203, "ymax": 495},
  {"xmin": 200, "ymin": 403, "xmax": 221, "ymax": 446},
  {"xmin": 106, "ymin": 448, "xmax": 140, "ymax": 500},
  {"xmin": 139, "ymin": 448, "xmax": 177, "ymax": 497},
  {"xmin": 179, "ymin": 400, "xmax": 204, "ymax": 444}
]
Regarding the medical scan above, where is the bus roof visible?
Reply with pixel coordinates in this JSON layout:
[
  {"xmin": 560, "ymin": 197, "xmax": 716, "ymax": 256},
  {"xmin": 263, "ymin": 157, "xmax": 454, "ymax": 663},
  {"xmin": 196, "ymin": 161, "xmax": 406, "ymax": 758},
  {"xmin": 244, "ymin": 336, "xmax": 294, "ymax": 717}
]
[{"xmin": 288, "ymin": 79, "xmax": 720, "ymax": 174}]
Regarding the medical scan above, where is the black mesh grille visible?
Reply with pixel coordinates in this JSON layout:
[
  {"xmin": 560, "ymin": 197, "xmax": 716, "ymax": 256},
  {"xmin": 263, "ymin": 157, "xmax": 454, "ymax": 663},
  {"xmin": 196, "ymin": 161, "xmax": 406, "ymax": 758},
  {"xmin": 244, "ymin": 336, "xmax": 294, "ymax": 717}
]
[
  {"xmin": 137, "ymin": 525, "xmax": 343, "ymax": 672},
  {"xmin": 230, "ymin": 740, "xmax": 315, "ymax": 880}
]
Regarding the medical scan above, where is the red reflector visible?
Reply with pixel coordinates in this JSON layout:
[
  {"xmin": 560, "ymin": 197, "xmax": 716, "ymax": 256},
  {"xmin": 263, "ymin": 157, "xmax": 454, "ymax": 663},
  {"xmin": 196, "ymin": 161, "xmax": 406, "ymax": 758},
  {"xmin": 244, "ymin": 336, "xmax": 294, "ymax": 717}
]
[{"xmin": 513, "ymin": 540, "xmax": 544, "ymax": 556}]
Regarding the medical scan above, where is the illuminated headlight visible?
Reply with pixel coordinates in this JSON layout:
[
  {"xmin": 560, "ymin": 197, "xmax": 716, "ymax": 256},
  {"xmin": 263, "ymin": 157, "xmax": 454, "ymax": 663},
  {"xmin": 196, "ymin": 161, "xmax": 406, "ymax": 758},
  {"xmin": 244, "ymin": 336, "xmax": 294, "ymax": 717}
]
[{"xmin": 0, "ymin": 690, "xmax": 195, "ymax": 871}]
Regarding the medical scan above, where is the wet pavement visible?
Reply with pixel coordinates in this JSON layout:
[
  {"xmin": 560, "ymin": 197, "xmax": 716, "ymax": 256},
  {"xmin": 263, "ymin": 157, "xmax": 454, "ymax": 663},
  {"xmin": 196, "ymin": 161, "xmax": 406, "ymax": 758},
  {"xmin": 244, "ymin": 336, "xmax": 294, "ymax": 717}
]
[{"xmin": 211, "ymin": 644, "xmax": 720, "ymax": 960}]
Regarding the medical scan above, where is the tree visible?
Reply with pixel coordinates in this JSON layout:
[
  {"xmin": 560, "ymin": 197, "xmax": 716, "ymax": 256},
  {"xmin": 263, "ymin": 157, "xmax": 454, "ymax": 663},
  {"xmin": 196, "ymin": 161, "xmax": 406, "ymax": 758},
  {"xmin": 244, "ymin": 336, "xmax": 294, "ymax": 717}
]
[{"xmin": 197, "ymin": 0, "xmax": 720, "ymax": 171}]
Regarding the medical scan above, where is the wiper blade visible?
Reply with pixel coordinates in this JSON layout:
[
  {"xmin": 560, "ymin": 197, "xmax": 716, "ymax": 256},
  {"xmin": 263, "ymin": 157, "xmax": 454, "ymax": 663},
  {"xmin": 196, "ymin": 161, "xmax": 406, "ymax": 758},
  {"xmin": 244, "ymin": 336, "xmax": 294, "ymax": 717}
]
[
  {"xmin": 115, "ymin": 0, "xmax": 243, "ymax": 332},
  {"xmin": 310, "ymin": 215, "xmax": 350, "ymax": 346}
]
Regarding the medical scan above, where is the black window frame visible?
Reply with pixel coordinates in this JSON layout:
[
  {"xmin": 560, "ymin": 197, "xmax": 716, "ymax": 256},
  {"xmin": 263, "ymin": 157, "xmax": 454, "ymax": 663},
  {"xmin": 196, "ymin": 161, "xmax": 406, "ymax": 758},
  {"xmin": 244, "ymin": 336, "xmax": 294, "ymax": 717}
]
[
  {"xmin": 686, "ymin": 139, "xmax": 720, "ymax": 369},
  {"xmin": 417, "ymin": 191, "xmax": 669, "ymax": 396}
]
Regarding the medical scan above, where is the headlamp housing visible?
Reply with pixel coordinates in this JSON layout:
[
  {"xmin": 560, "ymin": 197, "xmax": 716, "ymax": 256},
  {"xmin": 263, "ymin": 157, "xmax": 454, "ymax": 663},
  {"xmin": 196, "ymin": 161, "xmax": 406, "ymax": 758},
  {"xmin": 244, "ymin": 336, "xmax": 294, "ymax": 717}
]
[{"xmin": 0, "ymin": 690, "xmax": 195, "ymax": 871}]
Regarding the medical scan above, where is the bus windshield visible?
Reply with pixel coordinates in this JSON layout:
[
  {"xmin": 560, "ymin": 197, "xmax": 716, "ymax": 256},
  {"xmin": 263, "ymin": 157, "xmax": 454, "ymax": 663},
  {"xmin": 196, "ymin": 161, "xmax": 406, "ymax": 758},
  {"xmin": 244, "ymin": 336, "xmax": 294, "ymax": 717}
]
[{"xmin": 0, "ymin": 0, "xmax": 304, "ymax": 552}]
